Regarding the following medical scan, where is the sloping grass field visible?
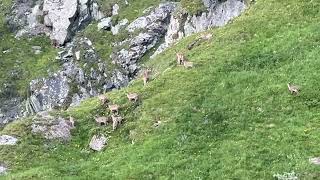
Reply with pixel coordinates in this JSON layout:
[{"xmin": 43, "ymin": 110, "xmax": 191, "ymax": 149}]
[{"xmin": 2, "ymin": 0, "xmax": 320, "ymax": 179}]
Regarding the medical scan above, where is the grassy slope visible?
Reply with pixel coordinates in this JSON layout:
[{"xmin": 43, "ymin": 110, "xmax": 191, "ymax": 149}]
[
  {"xmin": 0, "ymin": 0, "xmax": 58, "ymax": 97},
  {"xmin": 2, "ymin": 0, "xmax": 320, "ymax": 179}
]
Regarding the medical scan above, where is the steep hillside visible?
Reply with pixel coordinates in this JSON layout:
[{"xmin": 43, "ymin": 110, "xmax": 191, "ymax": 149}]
[{"xmin": 2, "ymin": 0, "xmax": 320, "ymax": 179}]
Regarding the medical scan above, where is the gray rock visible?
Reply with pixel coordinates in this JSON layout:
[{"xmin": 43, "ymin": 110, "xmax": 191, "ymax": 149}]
[
  {"xmin": 75, "ymin": 51, "xmax": 81, "ymax": 60},
  {"xmin": 43, "ymin": 0, "xmax": 78, "ymax": 45},
  {"xmin": 0, "ymin": 135, "xmax": 18, "ymax": 145},
  {"xmin": 92, "ymin": 2, "xmax": 105, "ymax": 21},
  {"xmin": 98, "ymin": 17, "xmax": 112, "ymax": 30},
  {"xmin": 152, "ymin": 0, "xmax": 246, "ymax": 57},
  {"xmin": 112, "ymin": 4, "xmax": 120, "ymax": 16},
  {"xmin": 127, "ymin": 2, "xmax": 177, "ymax": 32},
  {"xmin": 31, "ymin": 114, "xmax": 74, "ymax": 141},
  {"xmin": 8, "ymin": 0, "xmax": 105, "ymax": 45},
  {"xmin": 111, "ymin": 19, "xmax": 128, "ymax": 35},
  {"xmin": 0, "ymin": 164, "xmax": 7, "ymax": 175},
  {"xmin": 89, "ymin": 135, "xmax": 107, "ymax": 151},
  {"xmin": 113, "ymin": 3, "xmax": 177, "ymax": 76}
]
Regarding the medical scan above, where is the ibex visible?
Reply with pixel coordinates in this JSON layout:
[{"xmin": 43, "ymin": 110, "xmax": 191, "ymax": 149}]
[
  {"xmin": 95, "ymin": 116, "xmax": 108, "ymax": 126},
  {"xmin": 143, "ymin": 69, "xmax": 151, "ymax": 86},
  {"xmin": 287, "ymin": 83, "xmax": 300, "ymax": 95},
  {"xmin": 108, "ymin": 104, "xmax": 119, "ymax": 114},
  {"xmin": 111, "ymin": 115, "xmax": 123, "ymax": 130},
  {"xmin": 67, "ymin": 116, "xmax": 75, "ymax": 128},
  {"xmin": 127, "ymin": 93, "xmax": 139, "ymax": 102},
  {"xmin": 176, "ymin": 52, "xmax": 186, "ymax": 65},
  {"xmin": 98, "ymin": 94, "xmax": 109, "ymax": 105}
]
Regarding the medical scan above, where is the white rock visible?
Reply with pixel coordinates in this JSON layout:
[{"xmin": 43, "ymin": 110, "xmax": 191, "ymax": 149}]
[
  {"xmin": 75, "ymin": 51, "xmax": 81, "ymax": 60},
  {"xmin": 0, "ymin": 165, "xmax": 7, "ymax": 175},
  {"xmin": 43, "ymin": 0, "xmax": 78, "ymax": 45},
  {"xmin": 97, "ymin": 17, "xmax": 112, "ymax": 30},
  {"xmin": 89, "ymin": 135, "xmax": 107, "ymax": 151},
  {"xmin": 310, "ymin": 157, "xmax": 320, "ymax": 165},
  {"xmin": 0, "ymin": 135, "xmax": 18, "ymax": 145},
  {"xmin": 112, "ymin": 4, "xmax": 120, "ymax": 16},
  {"xmin": 92, "ymin": 3, "xmax": 105, "ymax": 20}
]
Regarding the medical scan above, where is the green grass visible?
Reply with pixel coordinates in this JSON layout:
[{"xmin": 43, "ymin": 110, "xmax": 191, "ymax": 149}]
[
  {"xmin": 0, "ymin": 1, "xmax": 58, "ymax": 98},
  {"xmin": 2, "ymin": 0, "xmax": 320, "ymax": 179}
]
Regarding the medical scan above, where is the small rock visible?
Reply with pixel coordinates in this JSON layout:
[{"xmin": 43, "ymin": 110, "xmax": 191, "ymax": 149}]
[
  {"xmin": 0, "ymin": 164, "xmax": 7, "ymax": 175},
  {"xmin": 0, "ymin": 135, "xmax": 18, "ymax": 145},
  {"xmin": 98, "ymin": 17, "xmax": 112, "ymax": 30},
  {"xmin": 75, "ymin": 51, "xmax": 81, "ymax": 60},
  {"xmin": 310, "ymin": 157, "xmax": 320, "ymax": 165},
  {"xmin": 89, "ymin": 135, "xmax": 107, "ymax": 151},
  {"xmin": 112, "ymin": 4, "xmax": 120, "ymax": 16}
]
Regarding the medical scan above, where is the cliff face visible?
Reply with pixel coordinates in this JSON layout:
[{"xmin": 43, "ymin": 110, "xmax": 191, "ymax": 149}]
[{"xmin": 0, "ymin": 0, "xmax": 246, "ymax": 125}]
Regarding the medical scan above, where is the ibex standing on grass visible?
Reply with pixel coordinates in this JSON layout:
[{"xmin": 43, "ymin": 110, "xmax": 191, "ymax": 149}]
[
  {"xmin": 176, "ymin": 52, "xmax": 186, "ymax": 65},
  {"xmin": 287, "ymin": 83, "xmax": 300, "ymax": 95},
  {"xmin": 143, "ymin": 69, "xmax": 151, "ymax": 86}
]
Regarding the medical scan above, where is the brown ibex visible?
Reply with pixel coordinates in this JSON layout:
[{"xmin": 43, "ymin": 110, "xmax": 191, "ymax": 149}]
[
  {"xmin": 98, "ymin": 94, "xmax": 109, "ymax": 105},
  {"xmin": 111, "ymin": 115, "xmax": 123, "ymax": 130},
  {"xmin": 127, "ymin": 93, "xmax": 139, "ymax": 102},
  {"xmin": 108, "ymin": 104, "xmax": 120, "ymax": 114},
  {"xmin": 143, "ymin": 69, "xmax": 151, "ymax": 86},
  {"xmin": 176, "ymin": 52, "xmax": 186, "ymax": 65}
]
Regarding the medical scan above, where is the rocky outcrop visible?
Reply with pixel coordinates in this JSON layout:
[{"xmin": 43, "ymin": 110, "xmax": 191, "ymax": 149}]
[
  {"xmin": 31, "ymin": 111, "xmax": 74, "ymax": 141},
  {"xmin": 152, "ymin": 0, "xmax": 246, "ymax": 57},
  {"xmin": 111, "ymin": 2, "xmax": 178, "ymax": 76},
  {"xmin": 7, "ymin": 0, "xmax": 105, "ymax": 45},
  {"xmin": 0, "ymin": 135, "xmax": 18, "ymax": 145},
  {"xmin": 1, "ymin": 0, "xmax": 247, "ymax": 125},
  {"xmin": 26, "ymin": 37, "xmax": 128, "ymax": 114},
  {"xmin": 89, "ymin": 134, "xmax": 107, "ymax": 151}
]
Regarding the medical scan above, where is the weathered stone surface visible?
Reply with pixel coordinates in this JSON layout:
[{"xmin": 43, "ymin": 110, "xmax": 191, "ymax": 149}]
[
  {"xmin": 31, "ymin": 112, "xmax": 74, "ymax": 141},
  {"xmin": 152, "ymin": 0, "xmax": 246, "ymax": 57},
  {"xmin": 0, "ymin": 135, "xmax": 18, "ymax": 145},
  {"xmin": 112, "ymin": 4, "xmax": 120, "ymax": 16},
  {"xmin": 0, "ymin": 164, "xmax": 7, "ymax": 175},
  {"xmin": 98, "ymin": 17, "xmax": 112, "ymax": 30},
  {"xmin": 112, "ymin": 2, "xmax": 178, "ymax": 76},
  {"xmin": 89, "ymin": 135, "xmax": 107, "ymax": 151},
  {"xmin": 8, "ymin": 0, "xmax": 105, "ymax": 45}
]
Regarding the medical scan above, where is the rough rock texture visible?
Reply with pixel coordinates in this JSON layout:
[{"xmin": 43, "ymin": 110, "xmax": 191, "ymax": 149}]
[
  {"xmin": 8, "ymin": 0, "xmax": 105, "ymax": 45},
  {"xmin": 1, "ymin": 0, "xmax": 247, "ymax": 125},
  {"xmin": 112, "ymin": 2, "xmax": 178, "ymax": 76},
  {"xmin": 31, "ymin": 111, "xmax": 74, "ymax": 141},
  {"xmin": 152, "ymin": 0, "xmax": 246, "ymax": 57},
  {"xmin": 0, "ymin": 164, "xmax": 7, "ymax": 175},
  {"xmin": 26, "ymin": 37, "xmax": 128, "ymax": 114},
  {"xmin": 0, "ymin": 135, "xmax": 18, "ymax": 145},
  {"xmin": 98, "ymin": 17, "xmax": 112, "ymax": 30},
  {"xmin": 89, "ymin": 135, "xmax": 107, "ymax": 151}
]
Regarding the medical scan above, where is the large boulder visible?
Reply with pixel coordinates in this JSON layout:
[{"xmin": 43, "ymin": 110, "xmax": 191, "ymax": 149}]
[
  {"xmin": 31, "ymin": 112, "xmax": 74, "ymax": 141},
  {"xmin": 89, "ymin": 135, "xmax": 107, "ymax": 151},
  {"xmin": 8, "ymin": 0, "xmax": 105, "ymax": 45}
]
